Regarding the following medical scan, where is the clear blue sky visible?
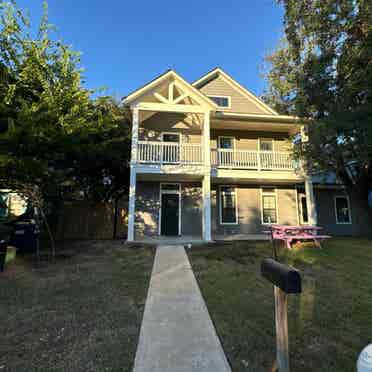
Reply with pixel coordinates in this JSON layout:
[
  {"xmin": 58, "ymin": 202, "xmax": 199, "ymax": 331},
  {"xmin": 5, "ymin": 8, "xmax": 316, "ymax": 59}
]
[{"xmin": 17, "ymin": 0, "xmax": 284, "ymax": 99}]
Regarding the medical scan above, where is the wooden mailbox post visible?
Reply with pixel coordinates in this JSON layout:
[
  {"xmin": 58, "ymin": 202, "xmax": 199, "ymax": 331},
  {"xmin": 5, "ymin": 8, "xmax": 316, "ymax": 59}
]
[{"xmin": 261, "ymin": 258, "xmax": 302, "ymax": 372}]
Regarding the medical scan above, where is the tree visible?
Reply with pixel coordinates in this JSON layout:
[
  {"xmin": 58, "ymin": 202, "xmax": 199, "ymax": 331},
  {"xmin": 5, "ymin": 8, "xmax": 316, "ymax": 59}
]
[
  {"xmin": 264, "ymin": 0, "xmax": 372, "ymax": 232},
  {"xmin": 0, "ymin": 1, "xmax": 131, "ymax": 249}
]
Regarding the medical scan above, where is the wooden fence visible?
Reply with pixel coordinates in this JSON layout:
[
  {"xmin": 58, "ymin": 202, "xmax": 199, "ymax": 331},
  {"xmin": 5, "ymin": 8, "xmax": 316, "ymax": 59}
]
[{"xmin": 55, "ymin": 199, "xmax": 128, "ymax": 240}]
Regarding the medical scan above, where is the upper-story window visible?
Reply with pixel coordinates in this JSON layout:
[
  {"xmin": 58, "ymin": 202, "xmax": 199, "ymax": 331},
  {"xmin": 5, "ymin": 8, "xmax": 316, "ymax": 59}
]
[
  {"xmin": 208, "ymin": 96, "xmax": 231, "ymax": 108},
  {"xmin": 218, "ymin": 136, "xmax": 234, "ymax": 149},
  {"xmin": 259, "ymin": 139, "xmax": 274, "ymax": 152}
]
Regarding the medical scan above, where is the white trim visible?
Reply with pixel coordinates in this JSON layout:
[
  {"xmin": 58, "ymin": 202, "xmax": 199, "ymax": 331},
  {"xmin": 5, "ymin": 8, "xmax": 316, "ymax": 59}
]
[
  {"xmin": 260, "ymin": 187, "xmax": 279, "ymax": 225},
  {"xmin": 218, "ymin": 136, "xmax": 235, "ymax": 149},
  {"xmin": 192, "ymin": 67, "xmax": 278, "ymax": 115},
  {"xmin": 295, "ymin": 187, "xmax": 300, "ymax": 225},
  {"xmin": 202, "ymin": 174, "xmax": 212, "ymax": 241},
  {"xmin": 159, "ymin": 183, "xmax": 182, "ymax": 236},
  {"xmin": 207, "ymin": 95, "xmax": 231, "ymax": 109},
  {"xmin": 127, "ymin": 166, "xmax": 137, "ymax": 241},
  {"xmin": 124, "ymin": 70, "xmax": 217, "ymax": 109},
  {"xmin": 305, "ymin": 178, "xmax": 318, "ymax": 225},
  {"xmin": 334, "ymin": 195, "xmax": 352, "ymax": 224},
  {"xmin": 219, "ymin": 185, "xmax": 238, "ymax": 225},
  {"xmin": 213, "ymin": 111, "xmax": 301, "ymax": 123},
  {"xmin": 135, "ymin": 102, "xmax": 209, "ymax": 114}
]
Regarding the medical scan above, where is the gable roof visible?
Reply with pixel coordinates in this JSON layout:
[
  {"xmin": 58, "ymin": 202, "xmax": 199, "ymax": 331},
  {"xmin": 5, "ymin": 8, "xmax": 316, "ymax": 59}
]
[
  {"xmin": 192, "ymin": 67, "xmax": 278, "ymax": 116},
  {"xmin": 123, "ymin": 69, "xmax": 218, "ymax": 109}
]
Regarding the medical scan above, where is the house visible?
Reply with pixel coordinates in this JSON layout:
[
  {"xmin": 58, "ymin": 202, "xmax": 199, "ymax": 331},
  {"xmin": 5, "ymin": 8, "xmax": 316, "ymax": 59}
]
[
  {"xmin": 0, "ymin": 190, "xmax": 28, "ymax": 218},
  {"xmin": 123, "ymin": 68, "xmax": 366, "ymax": 242}
]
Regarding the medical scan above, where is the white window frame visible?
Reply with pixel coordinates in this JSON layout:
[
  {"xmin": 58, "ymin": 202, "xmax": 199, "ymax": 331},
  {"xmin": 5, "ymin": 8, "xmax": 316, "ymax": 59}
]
[
  {"xmin": 208, "ymin": 95, "xmax": 231, "ymax": 108},
  {"xmin": 219, "ymin": 185, "xmax": 238, "ymax": 225},
  {"xmin": 258, "ymin": 138, "xmax": 275, "ymax": 152},
  {"xmin": 158, "ymin": 183, "xmax": 182, "ymax": 236},
  {"xmin": 334, "ymin": 195, "xmax": 352, "ymax": 224},
  {"xmin": 218, "ymin": 136, "xmax": 235, "ymax": 149},
  {"xmin": 260, "ymin": 187, "xmax": 279, "ymax": 225}
]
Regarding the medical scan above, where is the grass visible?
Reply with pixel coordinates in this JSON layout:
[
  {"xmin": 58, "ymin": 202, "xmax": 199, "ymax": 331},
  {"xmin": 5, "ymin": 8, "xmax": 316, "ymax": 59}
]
[
  {"xmin": 188, "ymin": 238, "xmax": 372, "ymax": 372},
  {"xmin": 0, "ymin": 240, "xmax": 155, "ymax": 372}
]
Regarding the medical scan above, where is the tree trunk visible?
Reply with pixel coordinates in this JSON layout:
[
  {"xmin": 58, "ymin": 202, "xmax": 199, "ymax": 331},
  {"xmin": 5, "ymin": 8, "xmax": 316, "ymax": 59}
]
[
  {"xmin": 40, "ymin": 208, "xmax": 56, "ymax": 260},
  {"xmin": 113, "ymin": 197, "xmax": 119, "ymax": 239}
]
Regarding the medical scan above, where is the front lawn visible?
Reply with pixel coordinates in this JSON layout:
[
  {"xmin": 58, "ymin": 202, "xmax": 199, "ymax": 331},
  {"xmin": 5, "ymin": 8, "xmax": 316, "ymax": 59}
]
[
  {"xmin": 188, "ymin": 238, "xmax": 372, "ymax": 372},
  {"xmin": 0, "ymin": 241, "xmax": 154, "ymax": 372}
]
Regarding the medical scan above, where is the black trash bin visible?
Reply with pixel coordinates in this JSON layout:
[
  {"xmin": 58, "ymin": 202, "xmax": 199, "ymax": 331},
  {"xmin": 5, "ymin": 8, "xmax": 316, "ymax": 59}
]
[
  {"xmin": 9, "ymin": 221, "xmax": 38, "ymax": 254},
  {"xmin": 0, "ymin": 240, "xmax": 6, "ymax": 272}
]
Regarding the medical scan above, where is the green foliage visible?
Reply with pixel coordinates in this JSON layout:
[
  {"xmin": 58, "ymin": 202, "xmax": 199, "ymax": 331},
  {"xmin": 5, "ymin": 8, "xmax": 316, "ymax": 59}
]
[
  {"xmin": 0, "ymin": 1, "xmax": 131, "ymax": 215},
  {"xmin": 264, "ymin": 0, "xmax": 372, "ymax": 211}
]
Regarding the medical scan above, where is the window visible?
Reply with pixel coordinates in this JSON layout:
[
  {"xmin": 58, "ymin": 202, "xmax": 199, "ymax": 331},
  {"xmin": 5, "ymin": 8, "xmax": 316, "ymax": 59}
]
[
  {"xmin": 220, "ymin": 186, "xmax": 237, "ymax": 224},
  {"xmin": 208, "ymin": 96, "xmax": 230, "ymax": 108},
  {"xmin": 162, "ymin": 133, "xmax": 180, "ymax": 143},
  {"xmin": 335, "ymin": 196, "xmax": 351, "ymax": 224},
  {"xmin": 261, "ymin": 188, "xmax": 277, "ymax": 224},
  {"xmin": 259, "ymin": 139, "xmax": 274, "ymax": 152},
  {"xmin": 0, "ymin": 192, "xmax": 9, "ymax": 218},
  {"xmin": 299, "ymin": 194, "xmax": 309, "ymax": 224},
  {"xmin": 218, "ymin": 136, "xmax": 234, "ymax": 149}
]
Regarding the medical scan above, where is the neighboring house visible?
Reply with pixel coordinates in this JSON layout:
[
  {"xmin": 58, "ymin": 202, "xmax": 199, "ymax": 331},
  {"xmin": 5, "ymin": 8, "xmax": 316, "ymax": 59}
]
[
  {"xmin": 123, "ymin": 67, "xmax": 366, "ymax": 241},
  {"xmin": 0, "ymin": 190, "xmax": 28, "ymax": 218}
]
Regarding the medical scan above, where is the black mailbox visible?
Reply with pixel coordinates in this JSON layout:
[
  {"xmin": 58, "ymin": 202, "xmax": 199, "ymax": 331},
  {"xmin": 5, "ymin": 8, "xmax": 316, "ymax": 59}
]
[{"xmin": 261, "ymin": 258, "xmax": 302, "ymax": 294}]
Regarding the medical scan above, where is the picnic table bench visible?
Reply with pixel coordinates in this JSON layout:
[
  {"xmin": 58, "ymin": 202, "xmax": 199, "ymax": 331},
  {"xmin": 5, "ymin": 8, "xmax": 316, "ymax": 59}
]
[{"xmin": 264, "ymin": 224, "xmax": 331, "ymax": 249}]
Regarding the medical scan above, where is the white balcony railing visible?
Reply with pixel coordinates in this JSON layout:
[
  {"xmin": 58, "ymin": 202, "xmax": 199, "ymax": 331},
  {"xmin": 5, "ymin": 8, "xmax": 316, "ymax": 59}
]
[
  {"xmin": 137, "ymin": 141, "xmax": 294, "ymax": 170},
  {"xmin": 211, "ymin": 149, "xmax": 294, "ymax": 170},
  {"xmin": 138, "ymin": 141, "xmax": 203, "ymax": 165}
]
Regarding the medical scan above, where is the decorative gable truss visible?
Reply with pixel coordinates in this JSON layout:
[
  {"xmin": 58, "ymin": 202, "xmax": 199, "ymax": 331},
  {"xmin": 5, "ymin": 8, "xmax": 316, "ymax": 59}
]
[{"xmin": 124, "ymin": 70, "xmax": 217, "ymax": 114}]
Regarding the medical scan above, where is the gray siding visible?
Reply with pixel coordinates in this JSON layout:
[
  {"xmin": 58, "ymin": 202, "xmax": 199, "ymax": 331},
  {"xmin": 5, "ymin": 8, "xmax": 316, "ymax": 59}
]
[
  {"xmin": 135, "ymin": 182, "xmax": 160, "ymax": 238},
  {"xmin": 135, "ymin": 181, "xmax": 202, "ymax": 238},
  {"xmin": 315, "ymin": 188, "xmax": 368, "ymax": 236},
  {"xmin": 181, "ymin": 184, "xmax": 203, "ymax": 236},
  {"xmin": 212, "ymin": 185, "xmax": 299, "ymax": 235}
]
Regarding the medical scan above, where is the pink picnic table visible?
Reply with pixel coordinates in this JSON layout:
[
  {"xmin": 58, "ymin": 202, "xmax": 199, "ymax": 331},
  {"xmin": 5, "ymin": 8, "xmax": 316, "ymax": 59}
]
[{"xmin": 264, "ymin": 224, "xmax": 331, "ymax": 249}]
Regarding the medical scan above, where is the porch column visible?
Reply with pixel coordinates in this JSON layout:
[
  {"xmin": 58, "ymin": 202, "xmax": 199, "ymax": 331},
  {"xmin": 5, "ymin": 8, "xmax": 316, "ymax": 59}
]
[
  {"xmin": 202, "ymin": 111, "xmax": 212, "ymax": 241},
  {"xmin": 127, "ymin": 107, "xmax": 139, "ymax": 242},
  {"xmin": 305, "ymin": 177, "xmax": 318, "ymax": 225},
  {"xmin": 202, "ymin": 174, "xmax": 212, "ymax": 241}
]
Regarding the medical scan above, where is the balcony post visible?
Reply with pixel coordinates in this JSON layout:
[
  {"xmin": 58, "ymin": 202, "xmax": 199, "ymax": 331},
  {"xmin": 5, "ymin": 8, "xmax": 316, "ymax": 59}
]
[
  {"xmin": 127, "ymin": 106, "xmax": 139, "ymax": 242},
  {"xmin": 202, "ymin": 111, "xmax": 212, "ymax": 241}
]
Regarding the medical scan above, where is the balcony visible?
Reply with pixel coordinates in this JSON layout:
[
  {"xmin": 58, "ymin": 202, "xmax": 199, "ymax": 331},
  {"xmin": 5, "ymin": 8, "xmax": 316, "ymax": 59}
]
[
  {"xmin": 137, "ymin": 141, "xmax": 295, "ymax": 171},
  {"xmin": 211, "ymin": 149, "xmax": 295, "ymax": 170},
  {"xmin": 138, "ymin": 141, "xmax": 204, "ymax": 165}
]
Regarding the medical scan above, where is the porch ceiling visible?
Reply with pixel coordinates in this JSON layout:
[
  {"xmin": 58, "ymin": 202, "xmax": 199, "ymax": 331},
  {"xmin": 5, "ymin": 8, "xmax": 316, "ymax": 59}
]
[
  {"xmin": 211, "ymin": 118, "xmax": 301, "ymax": 135},
  {"xmin": 136, "ymin": 173, "xmax": 203, "ymax": 183}
]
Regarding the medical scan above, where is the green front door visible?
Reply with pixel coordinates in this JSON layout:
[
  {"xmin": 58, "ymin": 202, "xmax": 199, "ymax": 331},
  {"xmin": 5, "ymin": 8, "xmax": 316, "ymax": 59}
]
[{"xmin": 161, "ymin": 194, "xmax": 179, "ymax": 236}]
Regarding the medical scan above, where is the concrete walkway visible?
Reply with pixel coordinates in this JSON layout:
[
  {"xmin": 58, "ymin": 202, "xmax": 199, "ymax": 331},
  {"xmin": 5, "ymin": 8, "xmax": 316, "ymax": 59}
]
[{"xmin": 133, "ymin": 245, "xmax": 232, "ymax": 372}]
